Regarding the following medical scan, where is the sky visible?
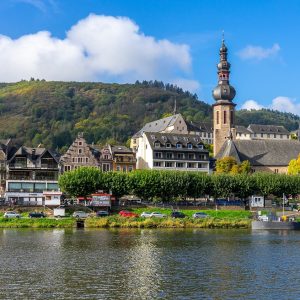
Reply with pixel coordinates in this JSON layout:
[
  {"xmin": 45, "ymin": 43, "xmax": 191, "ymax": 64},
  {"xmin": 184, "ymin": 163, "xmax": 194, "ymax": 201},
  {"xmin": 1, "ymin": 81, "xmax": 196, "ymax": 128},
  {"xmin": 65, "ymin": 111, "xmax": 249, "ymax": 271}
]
[{"xmin": 0, "ymin": 0, "xmax": 299, "ymax": 115}]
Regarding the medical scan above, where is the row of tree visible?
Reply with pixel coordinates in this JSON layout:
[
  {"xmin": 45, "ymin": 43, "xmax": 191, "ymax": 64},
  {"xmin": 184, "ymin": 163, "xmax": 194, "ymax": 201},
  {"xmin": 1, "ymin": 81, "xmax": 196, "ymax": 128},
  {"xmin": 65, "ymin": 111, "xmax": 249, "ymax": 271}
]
[{"xmin": 58, "ymin": 168, "xmax": 300, "ymax": 201}]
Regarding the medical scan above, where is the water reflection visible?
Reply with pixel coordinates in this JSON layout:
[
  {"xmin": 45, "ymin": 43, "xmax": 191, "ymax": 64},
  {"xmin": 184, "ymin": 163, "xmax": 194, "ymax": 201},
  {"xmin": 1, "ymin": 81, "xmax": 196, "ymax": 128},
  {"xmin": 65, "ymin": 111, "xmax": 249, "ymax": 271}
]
[{"xmin": 0, "ymin": 229, "xmax": 300, "ymax": 299}]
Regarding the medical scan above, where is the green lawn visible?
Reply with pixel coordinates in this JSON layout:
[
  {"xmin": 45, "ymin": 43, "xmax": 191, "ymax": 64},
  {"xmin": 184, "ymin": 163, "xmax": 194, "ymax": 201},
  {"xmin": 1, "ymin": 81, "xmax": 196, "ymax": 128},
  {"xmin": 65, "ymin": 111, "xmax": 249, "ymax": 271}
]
[{"xmin": 131, "ymin": 208, "xmax": 251, "ymax": 219}]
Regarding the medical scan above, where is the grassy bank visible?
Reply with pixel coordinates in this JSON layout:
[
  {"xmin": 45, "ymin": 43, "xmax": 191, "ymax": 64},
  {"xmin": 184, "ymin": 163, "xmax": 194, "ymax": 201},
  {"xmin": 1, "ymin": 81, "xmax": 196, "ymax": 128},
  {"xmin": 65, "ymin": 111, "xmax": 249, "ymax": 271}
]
[
  {"xmin": 0, "ymin": 217, "xmax": 76, "ymax": 228},
  {"xmin": 131, "ymin": 208, "xmax": 252, "ymax": 219},
  {"xmin": 85, "ymin": 216, "xmax": 251, "ymax": 229}
]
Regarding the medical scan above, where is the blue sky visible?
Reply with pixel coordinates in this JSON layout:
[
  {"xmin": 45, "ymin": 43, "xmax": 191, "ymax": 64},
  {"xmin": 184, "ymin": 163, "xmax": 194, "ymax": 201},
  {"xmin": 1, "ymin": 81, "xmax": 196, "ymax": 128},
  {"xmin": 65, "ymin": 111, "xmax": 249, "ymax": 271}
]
[{"xmin": 0, "ymin": 0, "xmax": 299, "ymax": 114}]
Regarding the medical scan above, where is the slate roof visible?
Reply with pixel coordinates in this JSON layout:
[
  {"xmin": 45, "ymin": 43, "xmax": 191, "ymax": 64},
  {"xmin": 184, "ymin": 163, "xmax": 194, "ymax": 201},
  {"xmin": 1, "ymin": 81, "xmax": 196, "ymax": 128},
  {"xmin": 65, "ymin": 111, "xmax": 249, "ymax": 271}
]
[
  {"xmin": 235, "ymin": 125, "xmax": 252, "ymax": 134},
  {"xmin": 133, "ymin": 114, "xmax": 182, "ymax": 137},
  {"xmin": 216, "ymin": 139, "xmax": 300, "ymax": 166},
  {"xmin": 145, "ymin": 132, "xmax": 208, "ymax": 152},
  {"xmin": 186, "ymin": 121, "xmax": 213, "ymax": 133},
  {"xmin": 111, "ymin": 145, "xmax": 134, "ymax": 154},
  {"xmin": 10, "ymin": 146, "xmax": 60, "ymax": 163},
  {"xmin": 248, "ymin": 124, "xmax": 290, "ymax": 135}
]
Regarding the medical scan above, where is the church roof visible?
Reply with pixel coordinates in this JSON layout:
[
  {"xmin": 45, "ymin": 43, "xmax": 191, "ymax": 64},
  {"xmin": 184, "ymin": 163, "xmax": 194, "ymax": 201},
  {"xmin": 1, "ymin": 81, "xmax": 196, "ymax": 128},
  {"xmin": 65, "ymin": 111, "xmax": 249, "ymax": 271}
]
[{"xmin": 216, "ymin": 139, "xmax": 300, "ymax": 166}]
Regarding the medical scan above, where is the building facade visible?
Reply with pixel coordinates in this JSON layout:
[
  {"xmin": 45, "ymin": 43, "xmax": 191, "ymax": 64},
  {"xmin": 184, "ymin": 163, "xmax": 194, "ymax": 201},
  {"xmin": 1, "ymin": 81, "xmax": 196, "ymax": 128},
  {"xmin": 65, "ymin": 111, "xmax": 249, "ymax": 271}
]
[
  {"xmin": 111, "ymin": 145, "xmax": 136, "ymax": 172},
  {"xmin": 236, "ymin": 124, "xmax": 290, "ymax": 140},
  {"xmin": 135, "ymin": 132, "xmax": 210, "ymax": 173},
  {"xmin": 60, "ymin": 134, "xmax": 101, "ymax": 172}
]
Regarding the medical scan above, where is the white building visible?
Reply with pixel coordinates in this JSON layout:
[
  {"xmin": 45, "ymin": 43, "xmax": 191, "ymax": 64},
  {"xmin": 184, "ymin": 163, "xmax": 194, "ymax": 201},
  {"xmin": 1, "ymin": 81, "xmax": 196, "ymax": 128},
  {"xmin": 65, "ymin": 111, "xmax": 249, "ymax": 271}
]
[
  {"xmin": 5, "ymin": 180, "xmax": 62, "ymax": 206},
  {"xmin": 236, "ymin": 124, "xmax": 291, "ymax": 140},
  {"xmin": 135, "ymin": 132, "xmax": 210, "ymax": 173}
]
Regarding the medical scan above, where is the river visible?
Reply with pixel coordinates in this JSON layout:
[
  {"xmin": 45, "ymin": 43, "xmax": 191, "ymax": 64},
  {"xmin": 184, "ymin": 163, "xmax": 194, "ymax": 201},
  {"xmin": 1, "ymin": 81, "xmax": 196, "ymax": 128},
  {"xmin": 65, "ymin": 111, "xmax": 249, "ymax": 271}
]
[{"xmin": 0, "ymin": 228, "xmax": 300, "ymax": 299}]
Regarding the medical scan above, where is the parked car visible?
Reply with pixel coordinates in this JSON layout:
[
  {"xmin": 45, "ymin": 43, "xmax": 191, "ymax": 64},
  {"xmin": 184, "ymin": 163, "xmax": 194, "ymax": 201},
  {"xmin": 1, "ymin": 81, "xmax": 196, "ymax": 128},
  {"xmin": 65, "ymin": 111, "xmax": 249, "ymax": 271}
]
[
  {"xmin": 171, "ymin": 211, "xmax": 186, "ymax": 218},
  {"xmin": 72, "ymin": 211, "xmax": 89, "ymax": 218},
  {"xmin": 141, "ymin": 212, "xmax": 152, "ymax": 218},
  {"xmin": 149, "ymin": 212, "xmax": 166, "ymax": 218},
  {"xmin": 192, "ymin": 212, "xmax": 208, "ymax": 219},
  {"xmin": 4, "ymin": 211, "xmax": 21, "ymax": 218},
  {"xmin": 29, "ymin": 212, "xmax": 45, "ymax": 218},
  {"xmin": 96, "ymin": 211, "xmax": 109, "ymax": 217},
  {"xmin": 119, "ymin": 210, "xmax": 139, "ymax": 217}
]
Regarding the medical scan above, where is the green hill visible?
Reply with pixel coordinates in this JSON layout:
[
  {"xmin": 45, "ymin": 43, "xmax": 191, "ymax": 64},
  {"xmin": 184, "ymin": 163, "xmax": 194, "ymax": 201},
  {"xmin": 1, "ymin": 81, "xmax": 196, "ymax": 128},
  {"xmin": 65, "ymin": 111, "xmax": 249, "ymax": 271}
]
[{"xmin": 0, "ymin": 80, "xmax": 298, "ymax": 152}]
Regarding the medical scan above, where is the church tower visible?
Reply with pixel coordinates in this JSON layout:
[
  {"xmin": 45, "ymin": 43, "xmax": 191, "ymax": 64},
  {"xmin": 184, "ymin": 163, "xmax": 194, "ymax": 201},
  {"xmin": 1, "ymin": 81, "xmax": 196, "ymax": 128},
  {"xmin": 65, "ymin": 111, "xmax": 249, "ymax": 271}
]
[{"xmin": 212, "ymin": 38, "xmax": 236, "ymax": 156}]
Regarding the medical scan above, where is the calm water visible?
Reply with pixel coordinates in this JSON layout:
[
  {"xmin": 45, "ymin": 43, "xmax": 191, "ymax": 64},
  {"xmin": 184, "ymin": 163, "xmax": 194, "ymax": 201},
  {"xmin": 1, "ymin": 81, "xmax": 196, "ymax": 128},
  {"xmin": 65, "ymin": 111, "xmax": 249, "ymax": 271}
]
[{"xmin": 0, "ymin": 228, "xmax": 300, "ymax": 300}]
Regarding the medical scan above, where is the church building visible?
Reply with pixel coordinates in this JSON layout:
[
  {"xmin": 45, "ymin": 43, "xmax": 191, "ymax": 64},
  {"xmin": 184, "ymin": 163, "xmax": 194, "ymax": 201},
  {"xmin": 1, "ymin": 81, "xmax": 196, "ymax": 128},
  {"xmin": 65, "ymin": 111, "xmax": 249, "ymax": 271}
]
[{"xmin": 213, "ymin": 39, "xmax": 300, "ymax": 173}]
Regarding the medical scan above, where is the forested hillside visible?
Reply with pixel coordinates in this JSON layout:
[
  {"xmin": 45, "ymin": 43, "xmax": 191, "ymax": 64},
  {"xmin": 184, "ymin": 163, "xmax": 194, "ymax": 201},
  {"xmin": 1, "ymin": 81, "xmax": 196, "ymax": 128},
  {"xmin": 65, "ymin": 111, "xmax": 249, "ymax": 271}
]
[{"xmin": 0, "ymin": 80, "xmax": 298, "ymax": 152}]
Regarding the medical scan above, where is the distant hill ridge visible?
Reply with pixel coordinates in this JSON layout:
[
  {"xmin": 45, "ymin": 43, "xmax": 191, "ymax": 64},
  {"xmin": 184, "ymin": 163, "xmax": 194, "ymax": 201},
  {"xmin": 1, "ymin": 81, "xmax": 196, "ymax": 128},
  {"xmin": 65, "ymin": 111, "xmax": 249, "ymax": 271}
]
[{"xmin": 0, "ymin": 80, "xmax": 298, "ymax": 152}]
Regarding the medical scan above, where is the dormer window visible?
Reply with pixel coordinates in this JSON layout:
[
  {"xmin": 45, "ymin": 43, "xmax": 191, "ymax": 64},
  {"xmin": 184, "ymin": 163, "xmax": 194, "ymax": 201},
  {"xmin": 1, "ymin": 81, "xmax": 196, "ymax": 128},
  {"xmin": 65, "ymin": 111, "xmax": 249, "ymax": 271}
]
[
  {"xmin": 197, "ymin": 144, "xmax": 204, "ymax": 149},
  {"xmin": 150, "ymin": 135, "xmax": 155, "ymax": 140},
  {"xmin": 176, "ymin": 143, "xmax": 182, "ymax": 149},
  {"xmin": 166, "ymin": 143, "xmax": 171, "ymax": 148},
  {"xmin": 154, "ymin": 142, "xmax": 160, "ymax": 148},
  {"xmin": 187, "ymin": 143, "xmax": 193, "ymax": 149}
]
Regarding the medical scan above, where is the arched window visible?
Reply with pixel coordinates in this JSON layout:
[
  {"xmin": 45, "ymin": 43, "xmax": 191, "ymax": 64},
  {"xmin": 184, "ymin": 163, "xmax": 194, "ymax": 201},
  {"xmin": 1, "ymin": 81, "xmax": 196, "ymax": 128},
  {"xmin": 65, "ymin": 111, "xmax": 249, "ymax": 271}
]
[{"xmin": 230, "ymin": 110, "xmax": 234, "ymax": 125}]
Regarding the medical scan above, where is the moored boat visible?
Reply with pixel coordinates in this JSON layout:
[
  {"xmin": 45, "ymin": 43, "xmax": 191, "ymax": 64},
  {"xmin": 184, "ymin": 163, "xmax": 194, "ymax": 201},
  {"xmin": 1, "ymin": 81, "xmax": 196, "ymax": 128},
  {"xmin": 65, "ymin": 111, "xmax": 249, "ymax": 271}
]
[{"xmin": 252, "ymin": 220, "xmax": 300, "ymax": 230}]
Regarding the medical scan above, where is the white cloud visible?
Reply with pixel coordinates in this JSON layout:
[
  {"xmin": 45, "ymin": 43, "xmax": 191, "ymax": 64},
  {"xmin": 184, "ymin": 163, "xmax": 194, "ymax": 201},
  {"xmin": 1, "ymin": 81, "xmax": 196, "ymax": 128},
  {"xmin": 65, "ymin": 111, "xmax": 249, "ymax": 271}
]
[
  {"xmin": 238, "ymin": 43, "xmax": 280, "ymax": 60},
  {"xmin": 0, "ymin": 14, "xmax": 197, "ymax": 90},
  {"xmin": 241, "ymin": 100, "xmax": 263, "ymax": 110},
  {"xmin": 241, "ymin": 96, "xmax": 300, "ymax": 115}
]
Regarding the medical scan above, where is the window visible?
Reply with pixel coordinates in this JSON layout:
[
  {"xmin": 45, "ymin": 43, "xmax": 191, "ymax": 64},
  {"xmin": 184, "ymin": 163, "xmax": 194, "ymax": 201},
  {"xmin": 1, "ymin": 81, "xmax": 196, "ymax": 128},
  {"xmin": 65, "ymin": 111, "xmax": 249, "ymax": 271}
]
[
  {"xmin": 116, "ymin": 165, "xmax": 121, "ymax": 171},
  {"xmin": 199, "ymin": 154, "xmax": 206, "ymax": 160},
  {"xmin": 230, "ymin": 110, "xmax": 234, "ymax": 125},
  {"xmin": 166, "ymin": 152, "xmax": 173, "ymax": 159},
  {"xmin": 188, "ymin": 162, "xmax": 196, "ymax": 168},
  {"xmin": 165, "ymin": 161, "xmax": 173, "ymax": 168},
  {"xmin": 198, "ymin": 163, "xmax": 205, "ymax": 169},
  {"xmin": 64, "ymin": 165, "xmax": 71, "ymax": 171},
  {"xmin": 274, "ymin": 169, "xmax": 279, "ymax": 174},
  {"xmin": 280, "ymin": 134, "xmax": 283, "ymax": 139},
  {"xmin": 188, "ymin": 154, "xmax": 195, "ymax": 160},
  {"xmin": 78, "ymin": 148, "xmax": 83, "ymax": 154},
  {"xmin": 197, "ymin": 144, "xmax": 204, "ymax": 149},
  {"xmin": 261, "ymin": 133, "xmax": 263, "ymax": 138},
  {"xmin": 123, "ymin": 166, "xmax": 127, "ymax": 172},
  {"xmin": 78, "ymin": 141, "xmax": 82, "ymax": 146},
  {"xmin": 224, "ymin": 111, "xmax": 227, "ymax": 124},
  {"xmin": 104, "ymin": 154, "xmax": 109, "ymax": 160},
  {"xmin": 133, "ymin": 139, "xmax": 136, "ymax": 143},
  {"xmin": 102, "ymin": 163, "xmax": 110, "ymax": 172},
  {"xmin": 176, "ymin": 143, "xmax": 182, "ymax": 148},
  {"xmin": 154, "ymin": 152, "xmax": 162, "ymax": 159},
  {"xmin": 86, "ymin": 158, "xmax": 89, "ymax": 163},
  {"xmin": 154, "ymin": 161, "xmax": 162, "ymax": 167},
  {"xmin": 267, "ymin": 134, "xmax": 270, "ymax": 138},
  {"xmin": 177, "ymin": 153, "xmax": 184, "ymax": 159},
  {"xmin": 166, "ymin": 143, "xmax": 171, "ymax": 148},
  {"xmin": 128, "ymin": 165, "xmax": 133, "ymax": 172},
  {"xmin": 154, "ymin": 142, "xmax": 160, "ymax": 148},
  {"xmin": 274, "ymin": 134, "xmax": 276, "ymax": 138},
  {"xmin": 176, "ymin": 162, "xmax": 184, "ymax": 168},
  {"xmin": 187, "ymin": 143, "xmax": 193, "ymax": 149},
  {"xmin": 216, "ymin": 111, "xmax": 220, "ymax": 125}
]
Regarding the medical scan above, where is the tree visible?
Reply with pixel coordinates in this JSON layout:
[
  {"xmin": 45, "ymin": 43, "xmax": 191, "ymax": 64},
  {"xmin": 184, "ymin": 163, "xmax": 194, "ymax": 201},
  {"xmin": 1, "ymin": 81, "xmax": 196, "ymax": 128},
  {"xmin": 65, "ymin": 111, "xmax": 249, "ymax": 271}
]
[
  {"xmin": 216, "ymin": 157, "xmax": 251, "ymax": 174},
  {"xmin": 287, "ymin": 154, "xmax": 300, "ymax": 175},
  {"xmin": 58, "ymin": 167, "xmax": 103, "ymax": 198}
]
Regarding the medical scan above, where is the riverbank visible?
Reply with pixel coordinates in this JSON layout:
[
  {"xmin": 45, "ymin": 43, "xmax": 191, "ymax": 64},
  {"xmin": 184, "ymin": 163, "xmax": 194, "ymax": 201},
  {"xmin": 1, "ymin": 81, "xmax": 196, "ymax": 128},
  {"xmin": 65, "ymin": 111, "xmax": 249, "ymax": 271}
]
[
  {"xmin": 85, "ymin": 216, "xmax": 251, "ymax": 229},
  {"xmin": 0, "ymin": 209, "xmax": 252, "ymax": 228},
  {"xmin": 0, "ymin": 217, "xmax": 76, "ymax": 228}
]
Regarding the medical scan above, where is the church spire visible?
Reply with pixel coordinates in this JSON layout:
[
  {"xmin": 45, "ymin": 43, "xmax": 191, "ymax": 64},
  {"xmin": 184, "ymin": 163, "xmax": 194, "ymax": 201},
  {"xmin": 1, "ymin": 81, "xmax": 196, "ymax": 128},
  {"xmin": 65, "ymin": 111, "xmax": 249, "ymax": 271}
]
[{"xmin": 212, "ymin": 37, "xmax": 236, "ymax": 102}]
